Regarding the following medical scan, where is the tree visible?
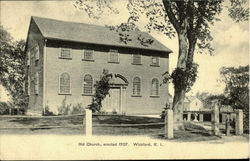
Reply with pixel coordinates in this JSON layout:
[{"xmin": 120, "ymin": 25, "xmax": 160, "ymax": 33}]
[
  {"xmin": 219, "ymin": 65, "xmax": 249, "ymax": 132},
  {"xmin": 75, "ymin": 0, "xmax": 249, "ymax": 130},
  {"xmin": 0, "ymin": 25, "xmax": 28, "ymax": 111},
  {"xmin": 88, "ymin": 69, "xmax": 111, "ymax": 112}
]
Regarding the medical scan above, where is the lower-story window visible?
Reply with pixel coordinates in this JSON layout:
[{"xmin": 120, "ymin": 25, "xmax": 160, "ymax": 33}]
[
  {"xmin": 151, "ymin": 78, "xmax": 159, "ymax": 96},
  {"xmin": 132, "ymin": 77, "xmax": 141, "ymax": 96},
  {"xmin": 83, "ymin": 74, "xmax": 93, "ymax": 95},
  {"xmin": 59, "ymin": 72, "xmax": 71, "ymax": 94}
]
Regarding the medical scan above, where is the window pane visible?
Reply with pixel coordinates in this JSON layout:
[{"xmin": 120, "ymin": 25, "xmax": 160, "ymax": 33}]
[
  {"xmin": 152, "ymin": 57, "xmax": 159, "ymax": 66},
  {"xmin": 133, "ymin": 77, "xmax": 141, "ymax": 95},
  {"xmin": 61, "ymin": 48, "xmax": 71, "ymax": 58},
  {"xmin": 84, "ymin": 50, "xmax": 93, "ymax": 60},
  {"xmin": 60, "ymin": 73, "xmax": 70, "ymax": 94},
  {"xmin": 133, "ymin": 54, "xmax": 141, "ymax": 64},
  {"xmin": 151, "ymin": 78, "xmax": 159, "ymax": 96},
  {"xmin": 83, "ymin": 74, "xmax": 93, "ymax": 94},
  {"xmin": 109, "ymin": 50, "xmax": 118, "ymax": 62}
]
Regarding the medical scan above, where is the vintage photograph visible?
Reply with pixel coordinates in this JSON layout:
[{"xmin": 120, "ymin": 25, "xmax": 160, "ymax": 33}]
[{"xmin": 0, "ymin": 0, "xmax": 249, "ymax": 159}]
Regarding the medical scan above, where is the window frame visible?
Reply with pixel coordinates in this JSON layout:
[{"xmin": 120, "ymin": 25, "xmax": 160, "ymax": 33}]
[
  {"xmin": 82, "ymin": 74, "xmax": 94, "ymax": 96},
  {"xmin": 150, "ymin": 56, "xmax": 160, "ymax": 67},
  {"xmin": 82, "ymin": 49, "xmax": 94, "ymax": 62},
  {"xmin": 150, "ymin": 78, "xmax": 160, "ymax": 97},
  {"xmin": 132, "ymin": 76, "xmax": 142, "ymax": 97},
  {"xmin": 108, "ymin": 49, "xmax": 119, "ymax": 63},
  {"xmin": 58, "ymin": 72, "xmax": 72, "ymax": 95},
  {"xmin": 131, "ymin": 54, "xmax": 142, "ymax": 65},
  {"xmin": 58, "ymin": 48, "xmax": 72, "ymax": 60}
]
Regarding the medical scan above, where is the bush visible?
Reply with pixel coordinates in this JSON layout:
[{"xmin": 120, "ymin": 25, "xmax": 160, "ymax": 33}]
[
  {"xmin": 43, "ymin": 105, "xmax": 55, "ymax": 116},
  {"xmin": 58, "ymin": 97, "xmax": 72, "ymax": 115},
  {"xmin": 0, "ymin": 101, "xmax": 10, "ymax": 115},
  {"xmin": 71, "ymin": 103, "xmax": 85, "ymax": 114}
]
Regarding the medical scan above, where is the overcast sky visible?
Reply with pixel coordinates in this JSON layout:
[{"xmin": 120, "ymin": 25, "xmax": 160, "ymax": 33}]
[{"xmin": 1, "ymin": 0, "xmax": 249, "ymax": 97}]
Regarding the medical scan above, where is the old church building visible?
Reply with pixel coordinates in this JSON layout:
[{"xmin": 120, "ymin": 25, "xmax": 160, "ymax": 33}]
[{"xmin": 25, "ymin": 16, "xmax": 172, "ymax": 115}]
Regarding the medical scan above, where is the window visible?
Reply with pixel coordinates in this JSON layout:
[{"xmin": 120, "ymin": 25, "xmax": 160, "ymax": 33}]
[
  {"xmin": 108, "ymin": 49, "xmax": 119, "ymax": 63},
  {"xmin": 59, "ymin": 72, "xmax": 71, "ymax": 94},
  {"xmin": 151, "ymin": 56, "xmax": 159, "ymax": 66},
  {"xmin": 83, "ymin": 50, "xmax": 94, "ymax": 61},
  {"xmin": 27, "ymin": 52, "xmax": 30, "ymax": 66},
  {"xmin": 151, "ymin": 78, "xmax": 159, "ymax": 96},
  {"xmin": 34, "ymin": 72, "xmax": 39, "ymax": 95},
  {"xmin": 132, "ymin": 77, "xmax": 141, "ymax": 96},
  {"xmin": 83, "ymin": 74, "xmax": 93, "ymax": 95},
  {"xmin": 132, "ymin": 54, "xmax": 142, "ymax": 65},
  {"xmin": 34, "ymin": 44, "xmax": 39, "ymax": 61},
  {"xmin": 59, "ymin": 48, "xmax": 71, "ymax": 59}
]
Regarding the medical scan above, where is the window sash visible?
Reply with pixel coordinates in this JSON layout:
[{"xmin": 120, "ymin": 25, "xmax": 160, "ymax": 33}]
[
  {"xmin": 151, "ymin": 79, "xmax": 159, "ymax": 96},
  {"xmin": 109, "ymin": 50, "xmax": 119, "ymax": 62},
  {"xmin": 84, "ymin": 50, "xmax": 94, "ymax": 60},
  {"xmin": 83, "ymin": 75, "xmax": 93, "ymax": 94},
  {"xmin": 133, "ymin": 78, "xmax": 141, "ymax": 95},
  {"xmin": 60, "ymin": 48, "xmax": 71, "ymax": 59},
  {"xmin": 132, "ymin": 54, "xmax": 141, "ymax": 64},
  {"xmin": 59, "ymin": 73, "xmax": 71, "ymax": 94},
  {"xmin": 151, "ymin": 57, "xmax": 159, "ymax": 66}
]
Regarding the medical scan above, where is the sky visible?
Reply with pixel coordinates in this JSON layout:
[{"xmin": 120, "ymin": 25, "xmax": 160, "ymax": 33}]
[{"xmin": 0, "ymin": 0, "xmax": 249, "ymax": 98}]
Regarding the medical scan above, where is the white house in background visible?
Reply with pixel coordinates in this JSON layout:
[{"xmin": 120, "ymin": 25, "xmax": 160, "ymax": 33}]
[{"xmin": 187, "ymin": 97, "xmax": 203, "ymax": 111}]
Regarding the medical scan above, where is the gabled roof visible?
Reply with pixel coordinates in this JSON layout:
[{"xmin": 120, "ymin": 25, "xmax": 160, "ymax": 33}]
[{"xmin": 31, "ymin": 16, "xmax": 172, "ymax": 53}]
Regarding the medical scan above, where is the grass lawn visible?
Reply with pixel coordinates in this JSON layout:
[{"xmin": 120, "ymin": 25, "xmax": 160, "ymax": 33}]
[{"xmin": 0, "ymin": 115, "xmax": 246, "ymax": 142}]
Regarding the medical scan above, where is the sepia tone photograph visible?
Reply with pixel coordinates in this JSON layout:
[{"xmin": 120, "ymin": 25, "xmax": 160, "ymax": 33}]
[{"xmin": 0, "ymin": 0, "xmax": 249, "ymax": 160}]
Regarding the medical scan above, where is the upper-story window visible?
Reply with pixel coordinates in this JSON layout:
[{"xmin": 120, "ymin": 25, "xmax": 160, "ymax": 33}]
[
  {"xmin": 59, "ymin": 48, "xmax": 71, "ymax": 59},
  {"xmin": 132, "ymin": 54, "xmax": 142, "ymax": 65},
  {"xmin": 83, "ymin": 74, "xmax": 93, "ymax": 95},
  {"xmin": 151, "ymin": 78, "xmax": 159, "ymax": 96},
  {"xmin": 108, "ymin": 49, "xmax": 119, "ymax": 63},
  {"xmin": 132, "ymin": 77, "xmax": 141, "ymax": 96},
  {"xmin": 83, "ymin": 50, "xmax": 94, "ymax": 61},
  {"xmin": 59, "ymin": 72, "xmax": 71, "ymax": 94},
  {"xmin": 151, "ymin": 56, "xmax": 159, "ymax": 66}
]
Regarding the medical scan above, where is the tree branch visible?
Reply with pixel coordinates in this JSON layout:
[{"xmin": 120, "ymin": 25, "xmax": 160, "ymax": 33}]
[{"xmin": 162, "ymin": 0, "xmax": 181, "ymax": 32}]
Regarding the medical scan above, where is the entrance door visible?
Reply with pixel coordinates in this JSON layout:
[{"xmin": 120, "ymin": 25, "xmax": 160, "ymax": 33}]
[{"xmin": 102, "ymin": 88, "xmax": 121, "ymax": 113}]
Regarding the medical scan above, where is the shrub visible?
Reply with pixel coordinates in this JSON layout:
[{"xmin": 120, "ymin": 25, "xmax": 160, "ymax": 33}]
[
  {"xmin": 0, "ymin": 101, "xmax": 10, "ymax": 115},
  {"xmin": 58, "ymin": 97, "xmax": 72, "ymax": 115},
  {"xmin": 71, "ymin": 103, "xmax": 85, "ymax": 114},
  {"xmin": 43, "ymin": 105, "xmax": 55, "ymax": 116},
  {"xmin": 88, "ymin": 69, "xmax": 111, "ymax": 113}
]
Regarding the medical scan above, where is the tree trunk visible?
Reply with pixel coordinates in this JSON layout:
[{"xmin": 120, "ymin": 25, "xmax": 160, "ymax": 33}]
[{"xmin": 172, "ymin": 31, "xmax": 189, "ymax": 130}]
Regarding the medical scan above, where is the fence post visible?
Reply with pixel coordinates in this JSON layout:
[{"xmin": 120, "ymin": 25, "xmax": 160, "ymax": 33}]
[
  {"xmin": 199, "ymin": 113, "xmax": 203, "ymax": 122},
  {"xmin": 235, "ymin": 109, "xmax": 243, "ymax": 135},
  {"xmin": 84, "ymin": 108, "xmax": 92, "ymax": 136},
  {"xmin": 226, "ymin": 114, "xmax": 231, "ymax": 136},
  {"xmin": 165, "ymin": 109, "xmax": 173, "ymax": 139},
  {"xmin": 212, "ymin": 100, "xmax": 220, "ymax": 135},
  {"xmin": 187, "ymin": 112, "xmax": 191, "ymax": 121}
]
